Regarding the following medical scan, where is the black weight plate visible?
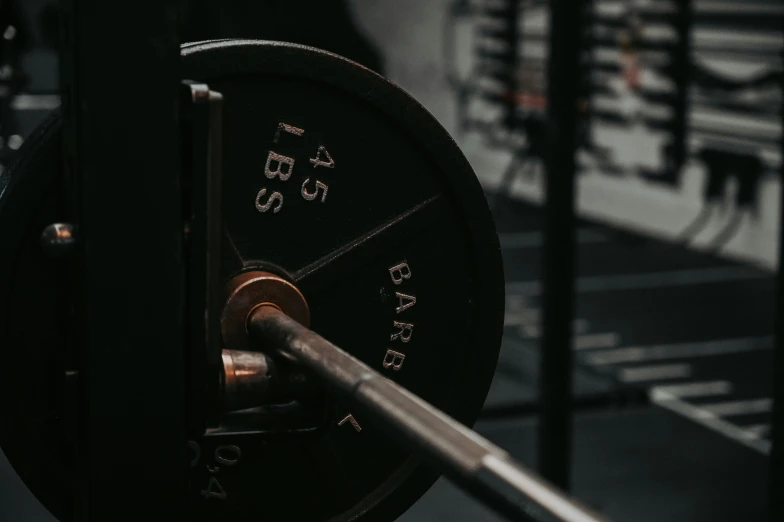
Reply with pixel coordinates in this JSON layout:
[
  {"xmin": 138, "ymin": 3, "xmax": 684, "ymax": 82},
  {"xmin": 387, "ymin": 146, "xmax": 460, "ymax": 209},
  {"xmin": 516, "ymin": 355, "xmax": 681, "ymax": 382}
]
[
  {"xmin": 0, "ymin": 40, "xmax": 504, "ymax": 522},
  {"xmin": 0, "ymin": 111, "xmax": 71, "ymax": 520}
]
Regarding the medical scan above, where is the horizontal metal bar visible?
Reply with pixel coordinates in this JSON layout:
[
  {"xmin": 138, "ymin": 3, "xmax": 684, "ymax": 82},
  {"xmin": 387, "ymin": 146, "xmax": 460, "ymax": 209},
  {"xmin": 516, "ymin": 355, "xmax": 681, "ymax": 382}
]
[{"xmin": 248, "ymin": 306, "xmax": 607, "ymax": 522}]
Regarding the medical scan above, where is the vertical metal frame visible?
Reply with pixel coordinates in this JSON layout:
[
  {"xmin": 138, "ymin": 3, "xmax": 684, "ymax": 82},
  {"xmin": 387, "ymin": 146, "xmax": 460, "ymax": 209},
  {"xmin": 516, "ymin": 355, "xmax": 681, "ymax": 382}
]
[
  {"xmin": 504, "ymin": 0, "xmax": 521, "ymax": 129},
  {"xmin": 770, "ymin": 47, "xmax": 784, "ymax": 521},
  {"xmin": 537, "ymin": 0, "xmax": 586, "ymax": 491},
  {"xmin": 59, "ymin": 1, "xmax": 188, "ymax": 520},
  {"xmin": 180, "ymin": 82, "xmax": 224, "ymax": 434},
  {"xmin": 670, "ymin": 0, "xmax": 694, "ymax": 181}
]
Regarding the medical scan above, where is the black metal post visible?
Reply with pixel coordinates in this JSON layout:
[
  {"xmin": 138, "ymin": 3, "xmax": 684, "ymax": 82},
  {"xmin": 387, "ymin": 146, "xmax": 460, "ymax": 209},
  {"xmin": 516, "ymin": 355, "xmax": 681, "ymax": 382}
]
[
  {"xmin": 579, "ymin": 0, "xmax": 595, "ymax": 149},
  {"xmin": 59, "ymin": 1, "xmax": 187, "ymax": 520},
  {"xmin": 769, "ymin": 45, "xmax": 784, "ymax": 522},
  {"xmin": 669, "ymin": 0, "xmax": 694, "ymax": 183},
  {"xmin": 537, "ymin": 0, "xmax": 585, "ymax": 491},
  {"xmin": 505, "ymin": 0, "xmax": 520, "ymax": 129}
]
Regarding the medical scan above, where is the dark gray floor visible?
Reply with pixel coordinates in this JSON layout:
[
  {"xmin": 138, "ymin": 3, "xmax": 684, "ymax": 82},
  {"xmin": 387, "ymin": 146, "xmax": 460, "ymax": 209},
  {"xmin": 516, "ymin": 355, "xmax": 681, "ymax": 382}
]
[
  {"xmin": 400, "ymin": 407, "xmax": 769, "ymax": 522},
  {"xmin": 394, "ymin": 196, "xmax": 773, "ymax": 522}
]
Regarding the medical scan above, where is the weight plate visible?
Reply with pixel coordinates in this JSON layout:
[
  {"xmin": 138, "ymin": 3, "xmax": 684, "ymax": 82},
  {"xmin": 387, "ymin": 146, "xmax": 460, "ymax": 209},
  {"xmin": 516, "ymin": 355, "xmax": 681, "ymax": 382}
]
[
  {"xmin": 0, "ymin": 40, "xmax": 504, "ymax": 522},
  {"xmin": 0, "ymin": 111, "xmax": 71, "ymax": 519}
]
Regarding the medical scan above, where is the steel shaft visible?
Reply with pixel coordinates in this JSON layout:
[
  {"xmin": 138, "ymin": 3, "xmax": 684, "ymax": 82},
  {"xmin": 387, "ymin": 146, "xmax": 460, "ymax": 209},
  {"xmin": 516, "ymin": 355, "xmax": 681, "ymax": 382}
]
[{"xmin": 247, "ymin": 305, "xmax": 607, "ymax": 522}]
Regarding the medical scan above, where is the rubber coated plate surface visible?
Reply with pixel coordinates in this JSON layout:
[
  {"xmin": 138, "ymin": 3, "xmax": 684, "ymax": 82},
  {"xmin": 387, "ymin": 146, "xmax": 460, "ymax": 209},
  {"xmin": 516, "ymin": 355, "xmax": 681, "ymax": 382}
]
[{"xmin": 0, "ymin": 40, "xmax": 503, "ymax": 522}]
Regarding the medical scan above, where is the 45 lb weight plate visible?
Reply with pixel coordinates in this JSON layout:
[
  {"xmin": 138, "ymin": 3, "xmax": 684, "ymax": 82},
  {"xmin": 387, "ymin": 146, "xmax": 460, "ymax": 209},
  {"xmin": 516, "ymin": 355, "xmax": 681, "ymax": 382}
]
[{"xmin": 0, "ymin": 40, "xmax": 504, "ymax": 522}]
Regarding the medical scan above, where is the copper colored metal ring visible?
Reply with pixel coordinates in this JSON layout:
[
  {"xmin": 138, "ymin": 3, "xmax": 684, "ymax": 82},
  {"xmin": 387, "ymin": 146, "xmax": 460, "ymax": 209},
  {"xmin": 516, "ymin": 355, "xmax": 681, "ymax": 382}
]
[{"xmin": 221, "ymin": 271, "xmax": 310, "ymax": 354}]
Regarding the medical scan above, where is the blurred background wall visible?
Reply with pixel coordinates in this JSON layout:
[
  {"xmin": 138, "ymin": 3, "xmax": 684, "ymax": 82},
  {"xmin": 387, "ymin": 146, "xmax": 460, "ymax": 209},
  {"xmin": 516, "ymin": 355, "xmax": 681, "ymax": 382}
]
[{"xmin": 350, "ymin": 0, "xmax": 782, "ymax": 271}]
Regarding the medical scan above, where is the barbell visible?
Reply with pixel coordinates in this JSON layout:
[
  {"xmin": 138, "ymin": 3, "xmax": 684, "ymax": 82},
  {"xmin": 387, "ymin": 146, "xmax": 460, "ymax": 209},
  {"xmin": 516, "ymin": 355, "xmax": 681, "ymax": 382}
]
[{"xmin": 0, "ymin": 39, "xmax": 604, "ymax": 522}]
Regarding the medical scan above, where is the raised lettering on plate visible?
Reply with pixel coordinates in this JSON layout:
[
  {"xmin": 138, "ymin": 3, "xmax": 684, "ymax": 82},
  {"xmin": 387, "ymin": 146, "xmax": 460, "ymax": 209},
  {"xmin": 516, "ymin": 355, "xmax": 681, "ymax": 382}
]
[
  {"xmin": 395, "ymin": 292, "xmax": 416, "ymax": 314},
  {"xmin": 264, "ymin": 151, "xmax": 296, "ymax": 181},
  {"xmin": 301, "ymin": 178, "xmax": 329, "ymax": 202},
  {"xmin": 273, "ymin": 122, "xmax": 305, "ymax": 143},
  {"xmin": 382, "ymin": 350, "xmax": 406, "ymax": 371},
  {"xmin": 389, "ymin": 262, "xmax": 412, "ymax": 285},
  {"xmin": 310, "ymin": 145, "xmax": 335, "ymax": 169},
  {"xmin": 255, "ymin": 188, "xmax": 283, "ymax": 214},
  {"xmin": 390, "ymin": 321, "xmax": 414, "ymax": 343},
  {"xmin": 338, "ymin": 414, "xmax": 362, "ymax": 432}
]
